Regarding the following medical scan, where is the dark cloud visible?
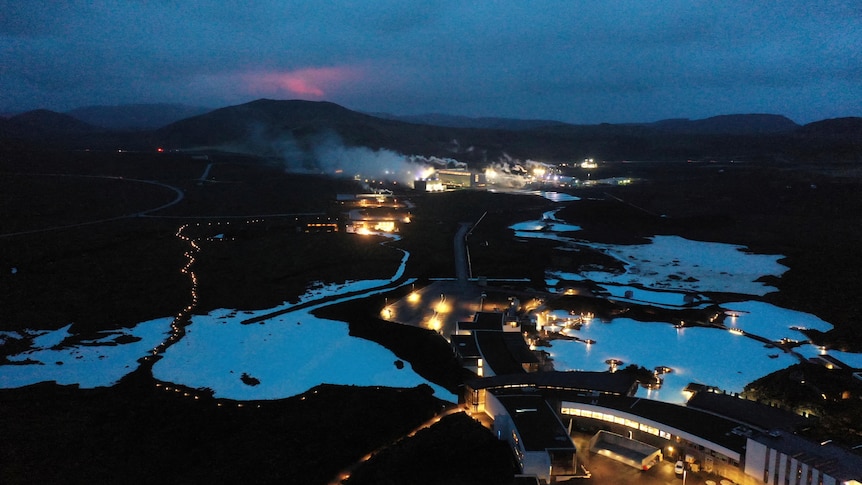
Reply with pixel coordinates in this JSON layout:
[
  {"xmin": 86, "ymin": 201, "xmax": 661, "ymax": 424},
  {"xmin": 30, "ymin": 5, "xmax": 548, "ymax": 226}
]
[{"xmin": 1, "ymin": 0, "xmax": 859, "ymax": 123}]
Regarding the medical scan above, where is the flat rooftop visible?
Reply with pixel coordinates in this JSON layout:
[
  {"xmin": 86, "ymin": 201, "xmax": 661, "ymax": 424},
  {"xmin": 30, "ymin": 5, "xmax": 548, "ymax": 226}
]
[
  {"xmin": 475, "ymin": 331, "xmax": 538, "ymax": 375},
  {"xmin": 468, "ymin": 370, "xmax": 638, "ymax": 396},
  {"xmin": 686, "ymin": 390, "xmax": 809, "ymax": 432},
  {"xmin": 451, "ymin": 334, "xmax": 481, "ymax": 359},
  {"xmin": 495, "ymin": 393, "xmax": 576, "ymax": 452},
  {"xmin": 563, "ymin": 394, "xmax": 748, "ymax": 454},
  {"xmin": 752, "ymin": 429, "xmax": 862, "ymax": 481}
]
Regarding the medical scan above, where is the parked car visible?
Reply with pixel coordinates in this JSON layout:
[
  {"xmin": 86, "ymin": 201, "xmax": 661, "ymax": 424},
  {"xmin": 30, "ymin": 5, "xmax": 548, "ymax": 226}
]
[{"xmin": 674, "ymin": 460, "xmax": 685, "ymax": 475}]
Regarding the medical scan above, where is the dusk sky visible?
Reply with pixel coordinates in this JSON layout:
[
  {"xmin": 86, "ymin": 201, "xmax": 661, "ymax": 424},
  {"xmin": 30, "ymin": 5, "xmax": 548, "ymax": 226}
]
[{"xmin": 2, "ymin": 1, "xmax": 860, "ymax": 124}]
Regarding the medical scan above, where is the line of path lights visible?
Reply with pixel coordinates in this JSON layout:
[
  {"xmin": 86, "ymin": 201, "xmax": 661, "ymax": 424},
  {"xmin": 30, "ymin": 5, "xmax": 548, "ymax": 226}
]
[
  {"xmin": 327, "ymin": 404, "xmax": 462, "ymax": 485},
  {"xmin": 140, "ymin": 215, "xmax": 409, "ymax": 408},
  {"xmin": 153, "ymin": 381, "xmax": 264, "ymax": 409},
  {"xmin": 145, "ymin": 222, "xmax": 202, "ymax": 358},
  {"xmin": 141, "ymin": 218, "xmax": 268, "ymax": 405},
  {"xmin": 146, "ymin": 220, "xmax": 269, "ymax": 357}
]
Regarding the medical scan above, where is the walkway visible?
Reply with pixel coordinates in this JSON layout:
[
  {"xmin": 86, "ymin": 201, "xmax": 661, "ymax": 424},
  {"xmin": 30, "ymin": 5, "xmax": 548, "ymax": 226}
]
[{"xmin": 327, "ymin": 405, "xmax": 463, "ymax": 485}]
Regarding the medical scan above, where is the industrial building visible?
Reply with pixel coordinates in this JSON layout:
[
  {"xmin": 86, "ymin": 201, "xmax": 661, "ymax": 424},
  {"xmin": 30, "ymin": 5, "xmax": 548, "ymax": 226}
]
[
  {"xmin": 414, "ymin": 168, "xmax": 486, "ymax": 192},
  {"xmin": 335, "ymin": 192, "xmax": 412, "ymax": 234}
]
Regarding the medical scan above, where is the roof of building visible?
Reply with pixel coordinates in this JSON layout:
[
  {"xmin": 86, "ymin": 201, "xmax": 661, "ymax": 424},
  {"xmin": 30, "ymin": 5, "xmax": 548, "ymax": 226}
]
[
  {"xmin": 495, "ymin": 394, "xmax": 576, "ymax": 452},
  {"xmin": 475, "ymin": 331, "xmax": 537, "ymax": 375},
  {"xmin": 475, "ymin": 311, "xmax": 505, "ymax": 327},
  {"xmin": 451, "ymin": 334, "xmax": 481, "ymax": 359},
  {"xmin": 436, "ymin": 169, "xmax": 474, "ymax": 176},
  {"xmin": 457, "ymin": 320, "xmax": 500, "ymax": 332},
  {"xmin": 468, "ymin": 370, "xmax": 638, "ymax": 396},
  {"xmin": 456, "ymin": 311, "xmax": 508, "ymax": 333},
  {"xmin": 751, "ymin": 429, "xmax": 862, "ymax": 481},
  {"xmin": 686, "ymin": 391, "xmax": 809, "ymax": 432},
  {"xmin": 809, "ymin": 353, "xmax": 856, "ymax": 370},
  {"xmin": 562, "ymin": 394, "xmax": 749, "ymax": 455}
]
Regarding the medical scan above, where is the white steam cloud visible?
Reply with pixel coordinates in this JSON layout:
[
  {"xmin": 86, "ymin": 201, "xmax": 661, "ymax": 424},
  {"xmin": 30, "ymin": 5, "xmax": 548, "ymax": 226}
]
[
  {"xmin": 281, "ymin": 131, "xmax": 465, "ymax": 188},
  {"xmin": 310, "ymin": 132, "xmax": 421, "ymax": 186}
]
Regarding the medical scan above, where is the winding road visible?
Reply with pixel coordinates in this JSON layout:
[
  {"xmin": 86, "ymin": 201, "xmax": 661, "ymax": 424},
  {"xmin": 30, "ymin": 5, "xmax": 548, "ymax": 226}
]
[{"xmin": 0, "ymin": 173, "xmax": 185, "ymax": 238}]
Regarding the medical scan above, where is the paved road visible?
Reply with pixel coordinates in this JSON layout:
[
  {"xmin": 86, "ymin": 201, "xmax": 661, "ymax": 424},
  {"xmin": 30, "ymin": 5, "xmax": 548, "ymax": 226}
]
[
  {"xmin": 0, "ymin": 173, "xmax": 185, "ymax": 238},
  {"xmin": 454, "ymin": 222, "xmax": 472, "ymax": 283},
  {"xmin": 383, "ymin": 214, "xmax": 490, "ymax": 335}
]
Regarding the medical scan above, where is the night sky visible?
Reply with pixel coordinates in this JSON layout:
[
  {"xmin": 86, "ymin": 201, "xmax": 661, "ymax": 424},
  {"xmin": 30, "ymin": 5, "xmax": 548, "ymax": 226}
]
[{"xmin": 2, "ymin": 1, "xmax": 860, "ymax": 124}]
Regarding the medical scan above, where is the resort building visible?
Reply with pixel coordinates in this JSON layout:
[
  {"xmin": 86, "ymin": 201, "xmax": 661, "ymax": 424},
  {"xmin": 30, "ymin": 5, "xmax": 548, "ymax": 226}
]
[
  {"xmin": 559, "ymin": 394, "xmax": 749, "ymax": 481},
  {"xmin": 465, "ymin": 371, "xmax": 639, "ymax": 414},
  {"xmin": 451, "ymin": 311, "xmax": 535, "ymax": 378},
  {"xmin": 486, "ymin": 393, "xmax": 583, "ymax": 483},
  {"xmin": 556, "ymin": 392, "xmax": 862, "ymax": 484},
  {"xmin": 745, "ymin": 430, "xmax": 862, "ymax": 485},
  {"xmin": 448, "ymin": 312, "xmax": 862, "ymax": 484}
]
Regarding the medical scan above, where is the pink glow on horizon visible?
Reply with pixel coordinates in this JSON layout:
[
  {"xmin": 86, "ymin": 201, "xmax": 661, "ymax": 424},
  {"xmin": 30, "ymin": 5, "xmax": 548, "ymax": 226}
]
[{"xmin": 243, "ymin": 67, "xmax": 361, "ymax": 98}]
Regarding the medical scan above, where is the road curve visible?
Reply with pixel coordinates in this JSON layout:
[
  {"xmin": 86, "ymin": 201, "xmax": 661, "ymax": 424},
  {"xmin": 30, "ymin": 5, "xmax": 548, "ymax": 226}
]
[{"xmin": 0, "ymin": 173, "xmax": 185, "ymax": 238}]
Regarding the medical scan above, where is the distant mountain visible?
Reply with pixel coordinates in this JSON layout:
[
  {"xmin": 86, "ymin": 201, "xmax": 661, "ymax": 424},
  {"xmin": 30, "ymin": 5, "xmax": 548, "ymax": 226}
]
[
  {"xmin": 649, "ymin": 114, "xmax": 799, "ymax": 135},
  {"xmin": 153, "ymin": 98, "xmax": 471, "ymax": 158},
  {"xmin": 787, "ymin": 117, "xmax": 862, "ymax": 161},
  {"xmin": 371, "ymin": 112, "xmax": 569, "ymax": 130},
  {"xmin": 1, "ymin": 109, "xmax": 103, "ymax": 139},
  {"xmin": 151, "ymin": 100, "xmax": 862, "ymax": 162},
  {"xmin": 4, "ymin": 99, "xmax": 859, "ymax": 162},
  {"xmin": 67, "ymin": 103, "xmax": 212, "ymax": 131},
  {"xmin": 0, "ymin": 109, "xmax": 153, "ymax": 150},
  {"xmin": 797, "ymin": 117, "xmax": 862, "ymax": 139}
]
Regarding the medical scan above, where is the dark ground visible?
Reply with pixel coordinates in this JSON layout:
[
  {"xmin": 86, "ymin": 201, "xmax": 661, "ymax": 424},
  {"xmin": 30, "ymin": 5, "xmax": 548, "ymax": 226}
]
[
  {"xmin": 0, "ymin": 370, "xmax": 448, "ymax": 485},
  {"xmin": 2, "ymin": 147, "xmax": 861, "ymax": 483}
]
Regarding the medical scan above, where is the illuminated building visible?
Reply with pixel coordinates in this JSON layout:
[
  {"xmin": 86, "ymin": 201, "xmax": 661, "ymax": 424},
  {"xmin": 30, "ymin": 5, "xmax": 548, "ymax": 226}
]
[
  {"xmin": 451, "ymin": 312, "xmax": 534, "ymax": 378},
  {"xmin": 335, "ymin": 192, "xmax": 412, "ymax": 234},
  {"xmin": 745, "ymin": 430, "xmax": 862, "ymax": 485},
  {"xmin": 435, "ymin": 168, "xmax": 486, "ymax": 189},
  {"xmin": 486, "ymin": 393, "xmax": 582, "ymax": 482},
  {"xmin": 414, "ymin": 169, "xmax": 486, "ymax": 192}
]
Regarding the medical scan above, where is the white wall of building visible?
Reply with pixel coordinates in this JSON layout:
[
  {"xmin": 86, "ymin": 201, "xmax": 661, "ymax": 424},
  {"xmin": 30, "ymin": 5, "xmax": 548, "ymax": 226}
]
[
  {"xmin": 745, "ymin": 438, "xmax": 834, "ymax": 485},
  {"xmin": 485, "ymin": 393, "xmax": 554, "ymax": 482}
]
